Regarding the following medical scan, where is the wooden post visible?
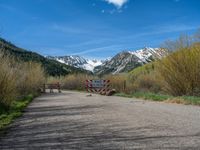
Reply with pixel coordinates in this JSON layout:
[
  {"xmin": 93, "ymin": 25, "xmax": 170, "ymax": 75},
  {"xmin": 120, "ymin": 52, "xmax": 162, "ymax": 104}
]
[
  {"xmin": 58, "ymin": 82, "xmax": 61, "ymax": 93},
  {"xmin": 50, "ymin": 86, "xmax": 53, "ymax": 93},
  {"xmin": 123, "ymin": 80, "xmax": 126, "ymax": 91},
  {"xmin": 43, "ymin": 84, "xmax": 46, "ymax": 93}
]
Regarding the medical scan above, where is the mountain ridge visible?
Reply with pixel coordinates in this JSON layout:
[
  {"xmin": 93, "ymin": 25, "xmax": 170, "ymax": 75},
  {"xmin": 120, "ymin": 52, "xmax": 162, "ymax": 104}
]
[
  {"xmin": 94, "ymin": 47, "xmax": 167, "ymax": 75},
  {"xmin": 0, "ymin": 37, "xmax": 167, "ymax": 76},
  {"xmin": 0, "ymin": 37, "xmax": 91, "ymax": 76},
  {"xmin": 49, "ymin": 47, "xmax": 167, "ymax": 75}
]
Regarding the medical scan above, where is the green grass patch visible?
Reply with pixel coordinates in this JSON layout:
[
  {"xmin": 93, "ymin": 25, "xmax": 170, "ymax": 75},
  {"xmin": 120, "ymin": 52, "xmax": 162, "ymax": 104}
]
[
  {"xmin": 115, "ymin": 92, "xmax": 172, "ymax": 101},
  {"xmin": 132, "ymin": 92, "xmax": 173, "ymax": 101},
  {"xmin": 115, "ymin": 92, "xmax": 200, "ymax": 106},
  {"xmin": 180, "ymin": 96, "xmax": 200, "ymax": 106},
  {"xmin": 0, "ymin": 94, "xmax": 34, "ymax": 131}
]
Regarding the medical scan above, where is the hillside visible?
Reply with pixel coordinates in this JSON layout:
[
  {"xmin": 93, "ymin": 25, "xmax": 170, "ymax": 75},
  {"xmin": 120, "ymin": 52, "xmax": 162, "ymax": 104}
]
[
  {"xmin": 94, "ymin": 47, "xmax": 167, "ymax": 75},
  {"xmin": 0, "ymin": 38, "xmax": 90, "ymax": 76}
]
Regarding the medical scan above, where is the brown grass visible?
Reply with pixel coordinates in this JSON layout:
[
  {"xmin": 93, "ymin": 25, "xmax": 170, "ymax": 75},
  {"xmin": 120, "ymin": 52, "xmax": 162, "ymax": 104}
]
[
  {"xmin": 63, "ymin": 74, "xmax": 97, "ymax": 90},
  {"xmin": 0, "ymin": 51, "xmax": 45, "ymax": 107},
  {"xmin": 164, "ymin": 98, "xmax": 189, "ymax": 105},
  {"xmin": 0, "ymin": 53, "xmax": 17, "ymax": 107}
]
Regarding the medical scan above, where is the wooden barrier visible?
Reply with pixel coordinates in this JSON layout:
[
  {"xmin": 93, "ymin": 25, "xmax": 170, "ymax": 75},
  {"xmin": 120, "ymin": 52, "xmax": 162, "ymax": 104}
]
[{"xmin": 43, "ymin": 82, "xmax": 61, "ymax": 93}]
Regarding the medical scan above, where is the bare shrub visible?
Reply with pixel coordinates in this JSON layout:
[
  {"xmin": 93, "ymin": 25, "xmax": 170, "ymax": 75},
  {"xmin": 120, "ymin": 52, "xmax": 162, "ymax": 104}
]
[
  {"xmin": 61, "ymin": 74, "xmax": 95, "ymax": 91},
  {"xmin": 104, "ymin": 74, "xmax": 135, "ymax": 93},
  {"xmin": 161, "ymin": 34, "xmax": 193, "ymax": 52},
  {"xmin": 133, "ymin": 71, "xmax": 163, "ymax": 93},
  {"xmin": 0, "ymin": 53, "xmax": 17, "ymax": 107},
  {"xmin": 0, "ymin": 51, "xmax": 45, "ymax": 107},
  {"xmin": 17, "ymin": 62, "xmax": 45, "ymax": 95}
]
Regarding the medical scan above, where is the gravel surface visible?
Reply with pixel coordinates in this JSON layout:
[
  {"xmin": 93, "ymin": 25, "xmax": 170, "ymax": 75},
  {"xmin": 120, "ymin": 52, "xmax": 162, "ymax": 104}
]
[{"xmin": 0, "ymin": 91, "xmax": 200, "ymax": 150}]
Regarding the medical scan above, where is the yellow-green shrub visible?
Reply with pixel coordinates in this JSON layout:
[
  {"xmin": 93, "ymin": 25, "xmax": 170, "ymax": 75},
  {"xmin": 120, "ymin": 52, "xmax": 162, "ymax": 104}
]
[
  {"xmin": 158, "ymin": 44, "xmax": 200, "ymax": 96},
  {"xmin": 128, "ymin": 63, "xmax": 155, "ymax": 82},
  {"xmin": 128, "ymin": 63, "xmax": 163, "ymax": 93}
]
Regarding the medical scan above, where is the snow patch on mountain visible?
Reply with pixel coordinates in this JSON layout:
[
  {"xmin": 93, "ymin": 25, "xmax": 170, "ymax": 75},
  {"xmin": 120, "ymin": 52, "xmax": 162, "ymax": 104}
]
[
  {"xmin": 94, "ymin": 47, "xmax": 167, "ymax": 75},
  {"xmin": 47, "ymin": 47, "xmax": 167, "ymax": 74},
  {"xmin": 81, "ymin": 59, "xmax": 103, "ymax": 71},
  {"xmin": 128, "ymin": 47, "xmax": 166, "ymax": 63},
  {"xmin": 47, "ymin": 55, "xmax": 103, "ymax": 72}
]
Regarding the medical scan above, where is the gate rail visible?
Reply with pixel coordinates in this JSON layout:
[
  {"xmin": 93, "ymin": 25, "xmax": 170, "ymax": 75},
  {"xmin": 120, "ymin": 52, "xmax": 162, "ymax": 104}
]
[{"xmin": 42, "ymin": 82, "xmax": 61, "ymax": 93}]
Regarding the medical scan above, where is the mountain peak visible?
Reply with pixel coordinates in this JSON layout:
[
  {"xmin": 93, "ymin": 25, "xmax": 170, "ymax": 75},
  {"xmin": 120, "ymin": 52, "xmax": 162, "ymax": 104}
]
[
  {"xmin": 47, "ymin": 47, "xmax": 167, "ymax": 74},
  {"xmin": 47, "ymin": 55, "xmax": 103, "ymax": 72},
  {"xmin": 94, "ymin": 47, "xmax": 167, "ymax": 75}
]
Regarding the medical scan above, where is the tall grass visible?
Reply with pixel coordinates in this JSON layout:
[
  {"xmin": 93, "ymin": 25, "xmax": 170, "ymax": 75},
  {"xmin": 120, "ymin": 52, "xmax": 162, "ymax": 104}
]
[
  {"xmin": 128, "ymin": 63, "xmax": 164, "ymax": 93},
  {"xmin": 16, "ymin": 62, "xmax": 45, "ymax": 95},
  {"xmin": 47, "ymin": 74, "xmax": 96, "ymax": 91},
  {"xmin": 0, "ymin": 53, "xmax": 17, "ymax": 107},
  {"xmin": 104, "ymin": 74, "xmax": 136, "ymax": 93},
  {"xmin": 104, "ymin": 74, "xmax": 126, "ymax": 92},
  {"xmin": 0, "ymin": 51, "xmax": 45, "ymax": 108}
]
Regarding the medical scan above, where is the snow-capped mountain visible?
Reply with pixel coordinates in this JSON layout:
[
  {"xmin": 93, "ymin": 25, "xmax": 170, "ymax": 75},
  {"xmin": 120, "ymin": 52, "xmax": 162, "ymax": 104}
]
[
  {"xmin": 47, "ymin": 47, "xmax": 167, "ymax": 74},
  {"xmin": 94, "ymin": 47, "xmax": 167, "ymax": 75},
  {"xmin": 128, "ymin": 47, "xmax": 166, "ymax": 63},
  {"xmin": 47, "ymin": 55, "xmax": 103, "ymax": 72}
]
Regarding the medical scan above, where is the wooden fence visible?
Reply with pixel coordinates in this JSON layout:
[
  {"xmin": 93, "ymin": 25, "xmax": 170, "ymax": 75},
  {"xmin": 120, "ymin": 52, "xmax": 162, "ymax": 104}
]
[{"xmin": 42, "ymin": 82, "xmax": 61, "ymax": 93}]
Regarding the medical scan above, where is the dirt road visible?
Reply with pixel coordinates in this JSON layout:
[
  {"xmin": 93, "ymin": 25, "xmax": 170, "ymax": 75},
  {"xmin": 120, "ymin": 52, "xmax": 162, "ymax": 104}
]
[{"xmin": 0, "ymin": 91, "xmax": 200, "ymax": 149}]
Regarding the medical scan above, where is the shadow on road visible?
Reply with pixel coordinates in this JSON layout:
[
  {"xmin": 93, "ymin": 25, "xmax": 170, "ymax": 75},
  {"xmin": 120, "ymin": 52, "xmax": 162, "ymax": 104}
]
[{"xmin": 0, "ymin": 93, "xmax": 199, "ymax": 149}]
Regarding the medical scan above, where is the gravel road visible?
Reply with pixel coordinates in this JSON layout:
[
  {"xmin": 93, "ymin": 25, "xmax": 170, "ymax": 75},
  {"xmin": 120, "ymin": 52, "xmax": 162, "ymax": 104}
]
[{"xmin": 0, "ymin": 91, "xmax": 200, "ymax": 150}]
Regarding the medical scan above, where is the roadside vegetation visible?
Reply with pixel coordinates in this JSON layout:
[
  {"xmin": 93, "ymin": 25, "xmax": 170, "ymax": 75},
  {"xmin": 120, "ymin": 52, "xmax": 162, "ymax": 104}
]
[
  {"xmin": 47, "ymin": 30, "xmax": 200, "ymax": 106},
  {"xmin": 115, "ymin": 31, "xmax": 200, "ymax": 105},
  {"xmin": 47, "ymin": 74, "xmax": 96, "ymax": 91},
  {"xmin": 115, "ymin": 92, "xmax": 200, "ymax": 105},
  {"xmin": 0, "ymin": 52, "xmax": 45, "ymax": 131}
]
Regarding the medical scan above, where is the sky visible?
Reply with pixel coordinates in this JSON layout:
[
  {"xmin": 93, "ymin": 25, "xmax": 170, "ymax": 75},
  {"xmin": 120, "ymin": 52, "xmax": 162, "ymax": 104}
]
[{"xmin": 0, "ymin": 0, "xmax": 200, "ymax": 59}]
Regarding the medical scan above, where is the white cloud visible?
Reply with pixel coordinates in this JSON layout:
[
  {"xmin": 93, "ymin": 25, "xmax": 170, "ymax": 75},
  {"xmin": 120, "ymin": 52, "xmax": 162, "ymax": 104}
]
[
  {"xmin": 104, "ymin": 0, "xmax": 128, "ymax": 8},
  {"xmin": 52, "ymin": 24, "xmax": 87, "ymax": 34},
  {"xmin": 71, "ymin": 45, "xmax": 122, "ymax": 55}
]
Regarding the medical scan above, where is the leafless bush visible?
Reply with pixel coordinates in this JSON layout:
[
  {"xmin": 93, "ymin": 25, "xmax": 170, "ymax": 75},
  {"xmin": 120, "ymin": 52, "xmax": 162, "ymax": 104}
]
[
  {"xmin": 0, "ymin": 51, "xmax": 45, "ymax": 107},
  {"xmin": 104, "ymin": 74, "xmax": 135, "ymax": 93},
  {"xmin": 61, "ymin": 74, "xmax": 95, "ymax": 91},
  {"xmin": 133, "ymin": 72, "xmax": 163, "ymax": 93},
  {"xmin": 16, "ymin": 62, "xmax": 45, "ymax": 95},
  {"xmin": 0, "ymin": 53, "xmax": 17, "ymax": 107}
]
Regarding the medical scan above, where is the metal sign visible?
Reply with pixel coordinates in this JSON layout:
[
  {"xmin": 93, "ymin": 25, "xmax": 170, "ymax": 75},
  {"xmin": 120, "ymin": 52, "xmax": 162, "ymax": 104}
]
[
  {"xmin": 86, "ymin": 80, "xmax": 105, "ymax": 88},
  {"xmin": 85, "ymin": 79, "xmax": 110, "ymax": 95}
]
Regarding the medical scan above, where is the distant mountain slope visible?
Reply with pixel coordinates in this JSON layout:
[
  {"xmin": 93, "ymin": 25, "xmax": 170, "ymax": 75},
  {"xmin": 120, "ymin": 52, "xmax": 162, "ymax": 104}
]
[
  {"xmin": 0, "ymin": 38, "xmax": 90, "ymax": 76},
  {"xmin": 94, "ymin": 47, "xmax": 167, "ymax": 75},
  {"xmin": 47, "ymin": 55, "xmax": 103, "ymax": 72}
]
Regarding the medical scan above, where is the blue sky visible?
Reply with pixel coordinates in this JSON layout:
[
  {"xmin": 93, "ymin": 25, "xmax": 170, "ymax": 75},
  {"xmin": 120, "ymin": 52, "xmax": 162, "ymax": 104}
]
[{"xmin": 0, "ymin": 0, "xmax": 200, "ymax": 59}]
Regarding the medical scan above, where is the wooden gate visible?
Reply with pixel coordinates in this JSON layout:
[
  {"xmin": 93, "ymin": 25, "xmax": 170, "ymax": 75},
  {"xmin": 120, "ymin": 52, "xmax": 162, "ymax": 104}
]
[{"xmin": 42, "ymin": 82, "xmax": 61, "ymax": 93}]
